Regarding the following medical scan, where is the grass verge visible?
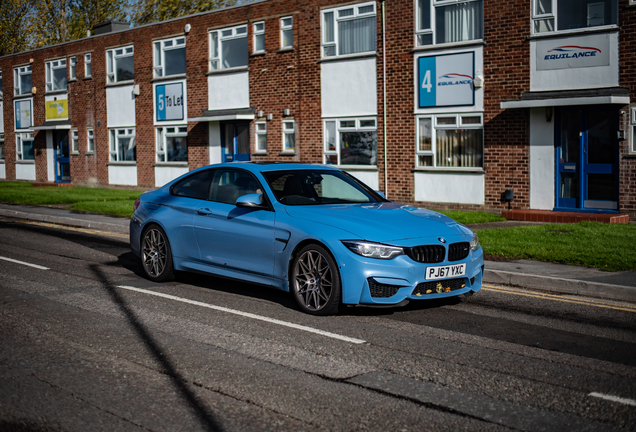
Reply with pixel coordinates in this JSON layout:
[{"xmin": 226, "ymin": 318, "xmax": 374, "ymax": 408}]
[
  {"xmin": 478, "ymin": 221, "xmax": 636, "ymax": 271},
  {"xmin": 437, "ymin": 210, "xmax": 506, "ymax": 225},
  {"xmin": 0, "ymin": 181, "xmax": 139, "ymax": 218}
]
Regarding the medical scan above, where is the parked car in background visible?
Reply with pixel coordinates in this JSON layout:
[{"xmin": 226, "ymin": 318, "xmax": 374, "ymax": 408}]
[{"xmin": 130, "ymin": 163, "xmax": 484, "ymax": 315}]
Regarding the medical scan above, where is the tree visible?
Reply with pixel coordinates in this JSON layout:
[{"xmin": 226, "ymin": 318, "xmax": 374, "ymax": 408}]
[
  {"xmin": 67, "ymin": 0, "xmax": 130, "ymax": 41},
  {"xmin": 0, "ymin": 0, "xmax": 36, "ymax": 56},
  {"xmin": 131, "ymin": 0, "xmax": 241, "ymax": 26}
]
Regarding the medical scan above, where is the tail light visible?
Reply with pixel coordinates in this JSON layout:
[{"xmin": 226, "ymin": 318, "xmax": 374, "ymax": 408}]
[{"xmin": 133, "ymin": 198, "xmax": 141, "ymax": 212}]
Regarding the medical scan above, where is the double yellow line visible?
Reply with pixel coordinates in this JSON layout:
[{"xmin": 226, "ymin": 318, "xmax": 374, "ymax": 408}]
[{"xmin": 483, "ymin": 284, "xmax": 636, "ymax": 313}]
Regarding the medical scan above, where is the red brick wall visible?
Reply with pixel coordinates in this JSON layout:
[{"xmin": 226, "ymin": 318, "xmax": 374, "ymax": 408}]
[{"xmin": 619, "ymin": 0, "xmax": 636, "ymax": 218}]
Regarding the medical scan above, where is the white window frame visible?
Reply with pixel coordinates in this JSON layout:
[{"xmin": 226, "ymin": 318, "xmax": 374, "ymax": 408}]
[
  {"xmin": 280, "ymin": 16, "xmax": 293, "ymax": 49},
  {"xmin": 69, "ymin": 56, "xmax": 77, "ymax": 80},
  {"xmin": 209, "ymin": 25, "xmax": 248, "ymax": 71},
  {"xmin": 323, "ymin": 117, "xmax": 377, "ymax": 166},
  {"xmin": 416, "ymin": 113, "xmax": 484, "ymax": 169},
  {"xmin": 531, "ymin": 0, "xmax": 618, "ymax": 35},
  {"xmin": 16, "ymin": 132, "xmax": 34, "ymax": 161},
  {"xmin": 87, "ymin": 128, "xmax": 94, "ymax": 153},
  {"xmin": 154, "ymin": 37, "xmax": 186, "ymax": 78},
  {"xmin": 415, "ymin": 0, "xmax": 483, "ymax": 47},
  {"xmin": 109, "ymin": 128, "xmax": 136, "ymax": 162},
  {"xmin": 107, "ymin": 46, "xmax": 134, "ymax": 83},
  {"xmin": 255, "ymin": 121, "xmax": 267, "ymax": 153},
  {"xmin": 253, "ymin": 21, "xmax": 265, "ymax": 54},
  {"xmin": 0, "ymin": 133, "xmax": 4, "ymax": 161},
  {"xmin": 156, "ymin": 126, "xmax": 188, "ymax": 163},
  {"xmin": 283, "ymin": 120, "xmax": 296, "ymax": 152},
  {"xmin": 46, "ymin": 59, "xmax": 67, "ymax": 92},
  {"xmin": 71, "ymin": 129, "xmax": 79, "ymax": 154},
  {"xmin": 85, "ymin": 53, "xmax": 92, "ymax": 77},
  {"xmin": 321, "ymin": 1, "xmax": 376, "ymax": 58},
  {"xmin": 0, "ymin": 70, "xmax": 3, "ymax": 96},
  {"xmin": 631, "ymin": 107, "xmax": 636, "ymax": 154},
  {"xmin": 14, "ymin": 65, "xmax": 32, "ymax": 96}
]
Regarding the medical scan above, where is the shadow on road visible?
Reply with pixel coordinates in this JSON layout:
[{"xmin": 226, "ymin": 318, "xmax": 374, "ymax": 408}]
[{"xmin": 89, "ymin": 263, "xmax": 223, "ymax": 432}]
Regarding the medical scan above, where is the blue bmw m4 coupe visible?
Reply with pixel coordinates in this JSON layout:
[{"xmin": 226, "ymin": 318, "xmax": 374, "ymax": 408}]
[{"xmin": 130, "ymin": 163, "xmax": 484, "ymax": 315}]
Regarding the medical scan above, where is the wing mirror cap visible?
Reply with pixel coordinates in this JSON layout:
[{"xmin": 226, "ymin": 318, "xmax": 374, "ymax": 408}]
[{"xmin": 236, "ymin": 193, "xmax": 266, "ymax": 209}]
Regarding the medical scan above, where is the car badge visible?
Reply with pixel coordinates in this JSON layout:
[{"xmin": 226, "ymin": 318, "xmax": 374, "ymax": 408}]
[{"xmin": 438, "ymin": 237, "xmax": 446, "ymax": 244}]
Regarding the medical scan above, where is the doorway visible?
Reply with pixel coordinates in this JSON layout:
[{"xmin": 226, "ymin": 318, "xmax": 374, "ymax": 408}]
[
  {"xmin": 555, "ymin": 107, "xmax": 618, "ymax": 212},
  {"xmin": 221, "ymin": 122, "xmax": 250, "ymax": 163},
  {"xmin": 53, "ymin": 130, "xmax": 71, "ymax": 183}
]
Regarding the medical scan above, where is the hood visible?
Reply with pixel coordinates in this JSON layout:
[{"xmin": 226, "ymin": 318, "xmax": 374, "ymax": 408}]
[{"xmin": 284, "ymin": 202, "xmax": 472, "ymax": 242}]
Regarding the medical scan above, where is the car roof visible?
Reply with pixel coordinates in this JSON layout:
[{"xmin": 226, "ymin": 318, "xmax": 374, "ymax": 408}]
[{"xmin": 207, "ymin": 162, "xmax": 341, "ymax": 174}]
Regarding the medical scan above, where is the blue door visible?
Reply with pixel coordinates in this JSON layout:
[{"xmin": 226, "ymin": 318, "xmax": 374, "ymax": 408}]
[
  {"xmin": 555, "ymin": 107, "xmax": 618, "ymax": 212},
  {"xmin": 54, "ymin": 131, "xmax": 71, "ymax": 183},
  {"xmin": 221, "ymin": 122, "xmax": 250, "ymax": 162}
]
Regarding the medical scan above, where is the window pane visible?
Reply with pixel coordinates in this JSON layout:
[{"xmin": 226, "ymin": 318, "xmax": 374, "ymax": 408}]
[
  {"xmin": 418, "ymin": 0, "xmax": 431, "ymax": 30},
  {"xmin": 116, "ymin": 56, "xmax": 134, "ymax": 81},
  {"xmin": 534, "ymin": 18, "xmax": 555, "ymax": 32},
  {"xmin": 21, "ymin": 72, "xmax": 32, "ymax": 94},
  {"xmin": 360, "ymin": 120, "xmax": 375, "ymax": 128},
  {"xmin": 536, "ymin": 0, "xmax": 552, "ymax": 15},
  {"xmin": 339, "ymin": 16, "xmax": 376, "ymax": 55},
  {"xmin": 418, "ymin": 118, "xmax": 432, "ymax": 151},
  {"xmin": 325, "ymin": 121, "xmax": 336, "ymax": 151},
  {"xmin": 172, "ymin": 170, "xmax": 212, "ymax": 200},
  {"xmin": 257, "ymin": 134, "xmax": 267, "ymax": 151},
  {"xmin": 437, "ymin": 117, "xmax": 456, "ymax": 126},
  {"xmin": 435, "ymin": 0, "xmax": 483, "ymax": 44},
  {"xmin": 340, "ymin": 120, "xmax": 355, "ymax": 128},
  {"xmin": 118, "ymin": 137, "xmax": 136, "ymax": 161},
  {"xmin": 167, "ymin": 136, "xmax": 188, "ymax": 161},
  {"xmin": 461, "ymin": 116, "xmax": 481, "ymax": 125},
  {"xmin": 53, "ymin": 68, "xmax": 67, "ymax": 90},
  {"xmin": 284, "ymin": 132, "xmax": 295, "ymax": 150},
  {"xmin": 165, "ymin": 47, "xmax": 186, "ymax": 75},
  {"xmin": 22, "ymin": 139, "xmax": 35, "ymax": 160},
  {"xmin": 339, "ymin": 131, "xmax": 377, "ymax": 165},
  {"xmin": 557, "ymin": 0, "xmax": 617, "ymax": 30},
  {"xmin": 418, "ymin": 155, "xmax": 433, "ymax": 166},
  {"xmin": 282, "ymin": 29, "xmax": 293, "ymax": 47},
  {"xmin": 222, "ymin": 37, "xmax": 248, "ymax": 68},
  {"xmin": 324, "ymin": 12, "xmax": 335, "ymax": 43},
  {"xmin": 255, "ymin": 33, "xmax": 265, "ymax": 51},
  {"xmin": 436, "ymin": 129, "xmax": 483, "ymax": 168}
]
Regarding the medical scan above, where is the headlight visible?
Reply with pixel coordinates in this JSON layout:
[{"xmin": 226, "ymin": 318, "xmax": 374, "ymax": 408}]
[
  {"xmin": 342, "ymin": 240, "xmax": 404, "ymax": 260},
  {"xmin": 470, "ymin": 233, "xmax": 480, "ymax": 251}
]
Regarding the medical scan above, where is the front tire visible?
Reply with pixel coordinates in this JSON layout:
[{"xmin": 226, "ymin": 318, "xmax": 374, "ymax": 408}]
[
  {"xmin": 140, "ymin": 225, "xmax": 174, "ymax": 282},
  {"xmin": 291, "ymin": 244, "xmax": 341, "ymax": 315}
]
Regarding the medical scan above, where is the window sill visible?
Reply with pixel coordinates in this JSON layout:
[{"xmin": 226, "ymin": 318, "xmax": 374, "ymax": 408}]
[
  {"xmin": 527, "ymin": 25, "xmax": 618, "ymax": 40},
  {"xmin": 16, "ymin": 160, "xmax": 35, "ymax": 164},
  {"xmin": 45, "ymin": 89, "xmax": 68, "ymax": 96},
  {"xmin": 250, "ymin": 51, "xmax": 266, "ymax": 57},
  {"xmin": 277, "ymin": 47, "xmax": 294, "ymax": 53},
  {"xmin": 413, "ymin": 167, "xmax": 485, "ymax": 174},
  {"xmin": 108, "ymin": 161, "xmax": 137, "ymax": 166},
  {"xmin": 154, "ymin": 162, "xmax": 188, "ymax": 167},
  {"xmin": 68, "ymin": 79, "xmax": 77, "ymax": 83},
  {"xmin": 83, "ymin": 76, "xmax": 93, "ymax": 80},
  {"xmin": 71, "ymin": 151, "xmax": 79, "ymax": 155},
  {"xmin": 318, "ymin": 52, "xmax": 377, "ymax": 63},
  {"xmin": 207, "ymin": 66, "xmax": 248, "ymax": 76},
  {"xmin": 13, "ymin": 93, "xmax": 33, "ymax": 100},
  {"xmin": 151, "ymin": 74, "xmax": 187, "ymax": 83},
  {"xmin": 335, "ymin": 165, "xmax": 378, "ymax": 171},
  {"xmin": 105, "ymin": 80, "xmax": 134, "ymax": 87},
  {"xmin": 85, "ymin": 151, "xmax": 95, "ymax": 155},
  {"xmin": 279, "ymin": 150, "xmax": 296, "ymax": 156},
  {"xmin": 411, "ymin": 39, "xmax": 485, "ymax": 53},
  {"xmin": 252, "ymin": 151, "xmax": 268, "ymax": 156}
]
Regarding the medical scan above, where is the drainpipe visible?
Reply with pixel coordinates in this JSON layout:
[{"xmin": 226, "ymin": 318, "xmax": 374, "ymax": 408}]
[{"xmin": 381, "ymin": 0, "xmax": 388, "ymax": 197}]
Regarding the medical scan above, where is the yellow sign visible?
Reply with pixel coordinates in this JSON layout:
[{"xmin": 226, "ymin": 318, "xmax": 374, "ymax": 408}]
[{"xmin": 46, "ymin": 98, "xmax": 68, "ymax": 120}]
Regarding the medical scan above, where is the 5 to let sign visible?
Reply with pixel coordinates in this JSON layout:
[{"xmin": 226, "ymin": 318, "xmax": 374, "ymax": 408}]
[
  {"xmin": 156, "ymin": 82, "xmax": 184, "ymax": 121},
  {"xmin": 418, "ymin": 52, "xmax": 475, "ymax": 108}
]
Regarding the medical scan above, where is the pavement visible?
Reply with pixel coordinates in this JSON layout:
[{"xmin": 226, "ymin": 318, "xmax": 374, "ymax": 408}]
[{"xmin": 0, "ymin": 203, "xmax": 634, "ymax": 304}]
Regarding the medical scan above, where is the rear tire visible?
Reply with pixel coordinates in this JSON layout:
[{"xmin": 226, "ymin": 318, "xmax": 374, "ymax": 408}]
[
  {"xmin": 140, "ymin": 225, "xmax": 174, "ymax": 282},
  {"xmin": 291, "ymin": 244, "xmax": 341, "ymax": 315}
]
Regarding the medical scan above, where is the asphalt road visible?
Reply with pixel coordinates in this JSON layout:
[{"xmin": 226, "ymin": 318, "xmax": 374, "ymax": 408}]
[{"xmin": 0, "ymin": 217, "xmax": 635, "ymax": 432}]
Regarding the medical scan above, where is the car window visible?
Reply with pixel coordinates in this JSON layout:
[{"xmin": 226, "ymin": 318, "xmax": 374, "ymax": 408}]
[
  {"xmin": 264, "ymin": 169, "xmax": 379, "ymax": 205},
  {"xmin": 171, "ymin": 169, "xmax": 213, "ymax": 200},
  {"xmin": 209, "ymin": 169, "xmax": 263, "ymax": 205}
]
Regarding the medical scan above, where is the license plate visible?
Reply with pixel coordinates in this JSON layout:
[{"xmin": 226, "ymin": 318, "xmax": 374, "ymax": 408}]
[{"xmin": 425, "ymin": 263, "xmax": 466, "ymax": 280}]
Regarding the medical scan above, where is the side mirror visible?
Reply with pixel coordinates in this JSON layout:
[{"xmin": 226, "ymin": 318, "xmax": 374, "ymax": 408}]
[{"xmin": 236, "ymin": 193, "xmax": 266, "ymax": 209}]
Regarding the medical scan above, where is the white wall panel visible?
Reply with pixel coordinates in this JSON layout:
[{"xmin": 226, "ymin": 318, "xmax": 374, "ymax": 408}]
[
  {"xmin": 155, "ymin": 165, "xmax": 189, "ymax": 187},
  {"xmin": 108, "ymin": 165, "xmax": 138, "ymax": 186},
  {"xmin": 321, "ymin": 58, "xmax": 377, "ymax": 117},
  {"xmin": 529, "ymin": 108, "xmax": 555, "ymax": 210},
  {"xmin": 16, "ymin": 163, "xmax": 36, "ymax": 181},
  {"xmin": 107, "ymin": 85, "xmax": 136, "ymax": 127},
  {"xmin": 0, "ymin": 163, "xmax": 5, "ymax": 179},
  {"xmin": 209, "ymin": 121, "xmax": 222, "ymax": 165},
  {"xmin": 414, "ymin": 172, "xmax": 484, "ymax": 205},
  {"xmin": 208, "ymin": 72, "xmax": 249, "ymax": 111},
  {"xmin": 344, "ymin": 168, "xmax": 379, "ymax": 191}
]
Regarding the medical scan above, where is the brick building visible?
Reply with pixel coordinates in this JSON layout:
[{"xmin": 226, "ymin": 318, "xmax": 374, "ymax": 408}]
[{"xmin": 0, "ymin": 0, "xmax": 634, "ymax": 218}]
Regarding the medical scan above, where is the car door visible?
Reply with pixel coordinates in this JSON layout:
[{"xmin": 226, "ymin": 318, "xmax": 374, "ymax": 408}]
[{"xmin": 194, "ymin": 168, "xmax": 276, "ymax": 278}]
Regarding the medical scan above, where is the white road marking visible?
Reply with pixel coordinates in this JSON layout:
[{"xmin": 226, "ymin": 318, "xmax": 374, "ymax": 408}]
[
  {"xmin": 0, "ymin": 256, "xmax": 50, "ymax": 270},
  {"xmin": 116, "ymin": 285, "xmax": 367, "ymax": 344},
  {"xmin": 589, "ymin": 392, "xmax": 636, "ymax": 406}
]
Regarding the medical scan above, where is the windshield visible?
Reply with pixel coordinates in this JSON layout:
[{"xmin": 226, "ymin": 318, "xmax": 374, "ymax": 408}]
[{"xmin": 263, "ymin": 169, "xmax": 384, "ymax": 206}]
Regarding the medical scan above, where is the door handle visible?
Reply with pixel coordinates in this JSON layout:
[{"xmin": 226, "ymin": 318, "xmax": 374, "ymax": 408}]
[{"xmin": 197, "ymin": 208, "xmax": 211, "ymax": 216}]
